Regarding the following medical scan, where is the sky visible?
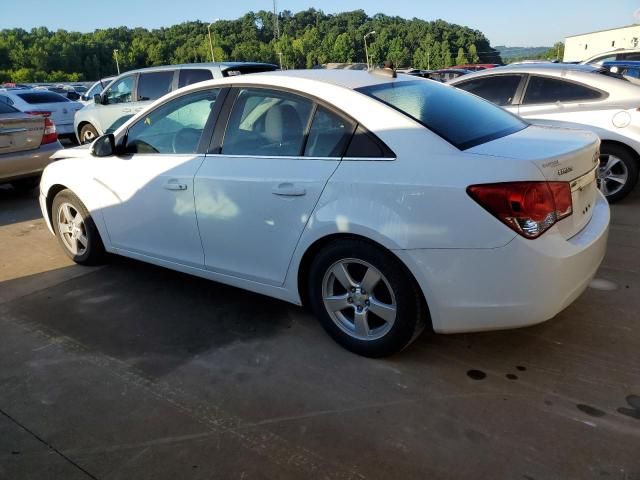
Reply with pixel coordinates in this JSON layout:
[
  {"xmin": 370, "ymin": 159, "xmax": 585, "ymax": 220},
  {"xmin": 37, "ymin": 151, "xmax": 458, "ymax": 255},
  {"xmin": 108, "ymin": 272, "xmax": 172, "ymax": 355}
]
[{"xmin": 1, "ymin": 0, "xmax": 639, "ymax": 47}]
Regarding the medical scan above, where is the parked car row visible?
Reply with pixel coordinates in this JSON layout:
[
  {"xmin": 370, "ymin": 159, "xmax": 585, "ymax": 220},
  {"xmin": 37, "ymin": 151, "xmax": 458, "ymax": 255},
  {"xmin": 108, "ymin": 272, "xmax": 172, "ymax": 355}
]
[{"xmin": 449, "ymin": 63, "xmax": 640, "ymax": 202}]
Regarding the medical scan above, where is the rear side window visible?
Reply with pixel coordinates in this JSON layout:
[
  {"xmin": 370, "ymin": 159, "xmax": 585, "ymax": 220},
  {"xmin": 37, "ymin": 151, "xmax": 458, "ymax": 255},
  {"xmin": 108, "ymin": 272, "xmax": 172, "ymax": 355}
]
[
  {"xmin": 0, "ymin": 101, "xmax": 18, "ymax": 113},
  {"xmin": 137, "ymin": 71, "xmax": 174, "ymax": 101},
  {"xmin": 0, "ymin": 95, "xmax": 14, "ymax": 106},
  {"xmin": 178, "ymin": 69, "xmax": 214, "ymax": 88},
  {"xmin": 222, "ymin": 88, "xmax": 313, "ymax": 156},
  {"xmin": 357, "ymin": 80, "xmax": 527, "ymax": 150},
  {"xmin": 304, "ymin": 107, "xmax": 354, "ymax": 157},
  {"xmin": 455, "ymin": 75, "xmax": 522, "ymax": 106},
  {"xmin": 345, "ymin": 126, "xmax": 395, "ymax": 158},
  {"xmin": 16, "ymin": 92, "xmax": 70, "ymax": 104},
  {"xmin": 523, "ymin": 76, "xmax": 602, "ymax": 104}
]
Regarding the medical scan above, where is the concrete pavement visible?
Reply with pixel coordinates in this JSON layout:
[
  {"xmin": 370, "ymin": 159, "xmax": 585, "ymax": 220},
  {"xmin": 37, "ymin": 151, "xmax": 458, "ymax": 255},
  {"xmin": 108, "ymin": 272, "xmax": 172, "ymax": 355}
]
[{"xmin": 0, "ymin": 184, "xmax": 639, "ymax": 479}]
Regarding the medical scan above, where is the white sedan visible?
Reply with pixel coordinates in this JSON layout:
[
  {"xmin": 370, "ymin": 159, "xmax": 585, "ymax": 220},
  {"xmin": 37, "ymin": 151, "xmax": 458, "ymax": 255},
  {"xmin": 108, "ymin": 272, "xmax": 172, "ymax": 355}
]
[
  {"xmin": 0, "ymin": 89, "xmax": 83, "ymax": 142},
  {"xmin": 39, "ymin": 70, "xmax": 609, "ymax": 357}
]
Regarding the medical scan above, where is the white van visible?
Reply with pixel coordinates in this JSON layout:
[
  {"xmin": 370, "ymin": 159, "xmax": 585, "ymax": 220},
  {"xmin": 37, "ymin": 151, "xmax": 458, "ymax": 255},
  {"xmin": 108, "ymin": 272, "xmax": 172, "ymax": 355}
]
[{"xmin": 74, "ymin": 62, "xmax": 277, "ymax": 144}]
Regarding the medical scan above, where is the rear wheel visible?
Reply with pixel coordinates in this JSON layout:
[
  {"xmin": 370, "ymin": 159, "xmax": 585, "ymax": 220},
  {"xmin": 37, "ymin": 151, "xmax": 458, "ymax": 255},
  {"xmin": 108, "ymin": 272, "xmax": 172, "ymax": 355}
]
[
  {"xmin": 598, "ymin": 144, "xmax": 638, "ymax": 203},
  {"xmin": 79, "ymin": 123, "xmax": 99, "ymax": 144},
  {"xmin": 52, "ymin": 189, "xmax": 104, "ymax": 265},
  {"xmin": 308, "ymin": 239, "xmax": 426, "ymax": 357}
]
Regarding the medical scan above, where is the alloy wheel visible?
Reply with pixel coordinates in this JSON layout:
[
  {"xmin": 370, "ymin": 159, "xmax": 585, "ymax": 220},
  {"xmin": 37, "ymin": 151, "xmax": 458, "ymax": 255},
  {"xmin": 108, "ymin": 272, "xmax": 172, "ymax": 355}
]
[
  {"xmin": 57, "ymin": 202, "xmax": 88, "ymax": 256},
  {"xmin": 598, "ymin": 153, "xmax": 629, "ymax": 198},
  {"xmin": 322, "ymin": 258, "xmax": 397, "ymax": 341}
]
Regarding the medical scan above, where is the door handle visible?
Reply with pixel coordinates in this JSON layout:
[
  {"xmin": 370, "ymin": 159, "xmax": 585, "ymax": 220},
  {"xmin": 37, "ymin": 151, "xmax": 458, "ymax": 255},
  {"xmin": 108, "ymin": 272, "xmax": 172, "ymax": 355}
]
[
  {"xmin": 164, "ymin": 181, "xmax": 188, "ymax": 191},
  {"xmin": 272, "ymin": 183, "xmax": 306, "ymax": 197}
]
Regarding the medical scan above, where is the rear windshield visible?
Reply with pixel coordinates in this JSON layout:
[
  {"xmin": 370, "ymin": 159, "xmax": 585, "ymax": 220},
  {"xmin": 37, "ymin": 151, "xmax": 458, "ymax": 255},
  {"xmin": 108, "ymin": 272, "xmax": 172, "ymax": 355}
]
[
  {"xmin": 356, "ymin": 79, "xmax": 527, "ymax": 150},
  {"xmin": 17, "ymin": 92, "xmax": 70, "ymax": 104},
  {"xmin": 0, "ymin": 102, "xmax": 18, "ymax": 114}
]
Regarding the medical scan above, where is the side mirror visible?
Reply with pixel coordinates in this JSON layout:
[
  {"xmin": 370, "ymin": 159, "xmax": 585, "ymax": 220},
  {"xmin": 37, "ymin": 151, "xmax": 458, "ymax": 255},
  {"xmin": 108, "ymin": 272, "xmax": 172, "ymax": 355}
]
[
  {"xmin": 90, "ymin": 134, "xmax": 116, "ymax": 157},
  {"xmin": 67, "ymin": 91, "xmax": 80, "ymax": 101},
  {"xmin": 94, "ymin": 94, "xmax": 103, "ymax": 104}
]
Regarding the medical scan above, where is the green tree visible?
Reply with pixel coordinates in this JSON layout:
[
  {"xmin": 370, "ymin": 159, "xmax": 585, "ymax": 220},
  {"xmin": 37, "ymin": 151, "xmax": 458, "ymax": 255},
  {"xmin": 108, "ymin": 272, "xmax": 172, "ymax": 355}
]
[{"xmin": 455, "ymin": 47, "xmax": 469, "ymax": 65}]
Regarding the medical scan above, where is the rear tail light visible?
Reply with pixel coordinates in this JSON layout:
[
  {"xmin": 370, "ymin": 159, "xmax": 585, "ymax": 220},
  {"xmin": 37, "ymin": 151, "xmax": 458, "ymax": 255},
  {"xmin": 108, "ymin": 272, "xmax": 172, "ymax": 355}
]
[
  {"xmin": 40, "ymin": 117, "xmax": 58, "ymax": 145},
  {"xmin": 25, "ymin": 110, "xmax": 52, "ymax": 117},
  {"xmin": 467, "ymin": 181, "xmax": 573, "ymax": 239}
]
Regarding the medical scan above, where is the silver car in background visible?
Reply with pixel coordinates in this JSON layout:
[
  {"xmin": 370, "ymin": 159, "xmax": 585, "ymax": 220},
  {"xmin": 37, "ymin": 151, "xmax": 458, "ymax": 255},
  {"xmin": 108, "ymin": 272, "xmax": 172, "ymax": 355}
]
[
  {"xmin": 449, "ymin": 63, "xmax": 640, "ymax": 202},
  {"xmin": 0, "ymin": 101, "xmax": 62, "ymax": 190}
]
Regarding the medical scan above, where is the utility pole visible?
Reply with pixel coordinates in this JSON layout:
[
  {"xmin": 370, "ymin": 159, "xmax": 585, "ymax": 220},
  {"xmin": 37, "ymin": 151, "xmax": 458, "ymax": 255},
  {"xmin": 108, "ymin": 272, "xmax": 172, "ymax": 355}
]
[
  {"xmin": 278, "ymin": 52, "xmax": 283, "ymax": 69},
  {"xmin": 208, "ymin": 19, "xmax": 219, "ymax": 63},
  {"xmin": 113, "ymin": 49, "xmax": 120, "ymax": 75},
  {"xmin": 364, "ymin": 31, "xmax": 376, "ymax": 70},
  {"xmin": 273, "ymin": 0, "xmax": 279, "ymax": 40}
]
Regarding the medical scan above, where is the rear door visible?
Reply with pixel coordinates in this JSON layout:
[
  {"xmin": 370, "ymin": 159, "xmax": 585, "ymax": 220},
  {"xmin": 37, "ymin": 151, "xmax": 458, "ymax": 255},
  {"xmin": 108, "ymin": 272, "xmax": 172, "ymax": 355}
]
[
  {"xmin": 194, "ymin": 87, "xmax": 355, "ymax": 286},
  {"xmin": 517, "ymin": 75, "xmax": 604, "ymax": 118}
]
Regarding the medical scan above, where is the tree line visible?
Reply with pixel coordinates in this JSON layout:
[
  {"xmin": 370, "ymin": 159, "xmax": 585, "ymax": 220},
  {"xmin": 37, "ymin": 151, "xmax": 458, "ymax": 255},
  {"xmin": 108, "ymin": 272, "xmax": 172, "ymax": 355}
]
[{"xmin": 0, "ymin": 9, "xmax": 503, "ymax": 82}]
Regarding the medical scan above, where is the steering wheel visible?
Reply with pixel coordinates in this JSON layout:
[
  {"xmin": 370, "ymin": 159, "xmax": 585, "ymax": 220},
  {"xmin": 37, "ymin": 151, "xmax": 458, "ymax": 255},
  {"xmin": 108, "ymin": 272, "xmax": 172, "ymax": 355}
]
[{"xmin": 172, "ymin": 128, "xmax": 202, "ymax": 154}]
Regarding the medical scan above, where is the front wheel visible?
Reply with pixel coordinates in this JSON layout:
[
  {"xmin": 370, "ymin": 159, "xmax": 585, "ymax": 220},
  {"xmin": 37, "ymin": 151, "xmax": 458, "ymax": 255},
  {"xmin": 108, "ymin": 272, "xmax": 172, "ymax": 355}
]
[
  {"xmin": 79, "ymin": 123, "xmax": 99, "ymax": 144},
  {"xmin": 598, "ymin": 144, "xmax": 639, "ymax": 203},
  {"xmin": 308, "ymin": 239, "xmax": 426, "ymax": 357},
  {"xmin": 52, "ymin": 189, "xmax": 104, "ymax": 265}
]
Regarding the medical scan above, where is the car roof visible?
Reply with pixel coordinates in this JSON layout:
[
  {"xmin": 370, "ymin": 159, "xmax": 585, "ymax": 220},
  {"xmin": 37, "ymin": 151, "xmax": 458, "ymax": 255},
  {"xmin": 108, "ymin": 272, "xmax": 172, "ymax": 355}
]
[
  {"xmin": 120, "ymin": 62, "xmax": 278, "ymax": 75},
  {"xmin": 241, "ymin": 68, "xmax": 417, "ymax": 90}
]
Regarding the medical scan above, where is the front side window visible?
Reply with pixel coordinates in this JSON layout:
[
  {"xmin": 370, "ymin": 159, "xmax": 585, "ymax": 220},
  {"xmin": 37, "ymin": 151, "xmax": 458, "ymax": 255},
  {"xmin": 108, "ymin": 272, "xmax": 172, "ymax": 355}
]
[
  {"xmin": 357, "ymin": 79, "xmax": 527, "ymax": 150},
  {"xmin": 137, "ymin": 71, "xmax": 174, "ymax": 101},
  {"xmin": 126, "ymin": 88, "xmax": 220, "ymax": 154},
  {"xmin": 104, "ymin": 76, "xmax": 134, "ymax": 105},
  {"xmin": 222, "ymin": 88, "xmax": 313, "ymax": 156},
  {"xmin": 304, "ymin": 107, "xmax": 354, "ymax": 157},
  {"xmin": 455, "ymin": 75, "xmax": 523, "ymax": 106},
  {"xmin": 523, "ymin": 76, "xmax": 602, "ymax": 105}
]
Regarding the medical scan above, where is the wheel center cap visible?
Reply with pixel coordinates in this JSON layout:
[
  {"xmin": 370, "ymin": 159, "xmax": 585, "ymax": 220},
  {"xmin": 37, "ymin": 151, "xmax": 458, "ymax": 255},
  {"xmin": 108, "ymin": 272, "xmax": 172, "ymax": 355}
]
[{"xmin": 353, "ymin": 289, "xmax": 368, "ymax": 306}]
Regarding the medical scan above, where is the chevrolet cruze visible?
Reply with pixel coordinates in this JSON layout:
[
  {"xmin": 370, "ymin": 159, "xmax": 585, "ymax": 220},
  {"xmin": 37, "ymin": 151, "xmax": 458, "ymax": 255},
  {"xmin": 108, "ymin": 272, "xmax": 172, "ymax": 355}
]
[{"xmin": 39, "ymin": 69, "xmax": 610, "ymax": 357}]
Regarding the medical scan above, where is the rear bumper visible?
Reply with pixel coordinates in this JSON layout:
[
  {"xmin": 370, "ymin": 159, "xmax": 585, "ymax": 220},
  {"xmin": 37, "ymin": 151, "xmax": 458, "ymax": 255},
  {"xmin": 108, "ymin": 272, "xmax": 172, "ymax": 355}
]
[
  {"xmin": 396, "ymin": 192, "xmax": 610, "ymax": 333},
  {"xmin": 0, "ymin": 140, "xmax": 63, "ymax": 183}
]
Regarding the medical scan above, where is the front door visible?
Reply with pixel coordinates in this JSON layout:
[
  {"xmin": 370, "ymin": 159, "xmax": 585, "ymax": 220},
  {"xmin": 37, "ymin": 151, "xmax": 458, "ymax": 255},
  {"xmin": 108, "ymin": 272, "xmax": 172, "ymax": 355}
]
[
  {"xmin": 195, "ymin": 87, "xmax": 355, "ymax": 286},
  {"xmin": 96, "ymin": 87, "xmax": 222, "ymax": 267}
]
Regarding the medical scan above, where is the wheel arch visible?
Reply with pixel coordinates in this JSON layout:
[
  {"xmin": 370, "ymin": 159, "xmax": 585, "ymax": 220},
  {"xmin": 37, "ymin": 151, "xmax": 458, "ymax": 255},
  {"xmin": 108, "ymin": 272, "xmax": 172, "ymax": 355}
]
[
  {"xmin": 600, "ymin": 139, "xmax": 640, "ymax": 171},
  {"xmin": 45, "ymin": 183, "xmax": 70, "ymax": 227},
  {"xmin": 295, "ymin": 232, "xmax": 433, "ymax": 331}
]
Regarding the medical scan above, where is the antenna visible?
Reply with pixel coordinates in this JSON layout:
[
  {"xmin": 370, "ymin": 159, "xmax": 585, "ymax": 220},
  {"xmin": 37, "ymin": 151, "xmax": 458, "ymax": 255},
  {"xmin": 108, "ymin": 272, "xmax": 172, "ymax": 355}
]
[{"xmin": 273, "ymin": 0, "xmax": 280, "ymax": 40}]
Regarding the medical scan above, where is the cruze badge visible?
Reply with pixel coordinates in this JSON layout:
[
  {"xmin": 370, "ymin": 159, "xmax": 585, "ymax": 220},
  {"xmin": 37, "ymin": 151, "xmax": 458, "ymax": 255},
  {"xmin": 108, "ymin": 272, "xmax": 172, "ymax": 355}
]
[{"xmin": 558, "ymin": 167, "xmax": 573, "ymax": 176}]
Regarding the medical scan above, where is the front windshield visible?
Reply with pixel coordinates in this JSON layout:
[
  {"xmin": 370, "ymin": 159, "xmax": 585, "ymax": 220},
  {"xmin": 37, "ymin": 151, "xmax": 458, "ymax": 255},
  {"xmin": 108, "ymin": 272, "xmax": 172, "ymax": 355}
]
[{"xmin": 357, "ymin": 79, "xmax": 527, "ymax": 150}]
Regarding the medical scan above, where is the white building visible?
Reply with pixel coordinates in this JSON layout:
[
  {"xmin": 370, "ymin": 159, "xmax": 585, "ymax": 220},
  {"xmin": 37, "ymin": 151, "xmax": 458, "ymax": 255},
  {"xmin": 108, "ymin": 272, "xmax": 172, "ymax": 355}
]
[{"xmin": 564, "ymin": 25, "xmax": 640, "ymax": 62}]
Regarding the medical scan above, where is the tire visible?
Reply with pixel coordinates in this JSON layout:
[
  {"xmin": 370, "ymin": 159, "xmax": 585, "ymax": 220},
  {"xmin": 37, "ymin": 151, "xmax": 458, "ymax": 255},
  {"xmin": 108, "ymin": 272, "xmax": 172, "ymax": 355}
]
[
  {"xmin": 52, "ymin": 189, "xmax": 104, "ymax": 265},
  {"xmin": 10, "ymin": 176, "xmax": 40, "ymax": 192},
  {"xmin": 308, "ymin": 239, "xmax": 426, "ymax": 357},
  {"xmin": 79, "ymin": 123, "xmax": 99, "ymax": 145},
  {"xmin": 599, "ymin": 144, "xmax": 639, "ymax": 203}
]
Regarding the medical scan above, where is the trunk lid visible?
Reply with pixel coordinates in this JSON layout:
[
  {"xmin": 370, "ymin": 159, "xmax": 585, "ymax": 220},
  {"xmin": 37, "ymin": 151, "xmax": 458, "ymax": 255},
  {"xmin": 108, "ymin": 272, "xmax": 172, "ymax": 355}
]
[
  {"xmin": 0, "ymin": 112, "xmax": 44, "ymax": 154},
  {"xmin": 468, "ymin": 125, "xmax": 600, "ymax": 240}
]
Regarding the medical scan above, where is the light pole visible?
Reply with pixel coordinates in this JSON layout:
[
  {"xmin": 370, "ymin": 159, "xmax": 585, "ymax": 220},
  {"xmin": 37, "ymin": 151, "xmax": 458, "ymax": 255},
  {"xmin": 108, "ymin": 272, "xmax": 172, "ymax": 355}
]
[
  {"xmin": 113, "ymin": 49, "xmax": 120, "ymax": 75},
  {"xmin": 208, "ymin": 19, "xmax": 219, "ymax": 63},
  {"xmin": 277, "ymin": 52, "xmax": 283, "ymax": 70},
  {"xmin": 364, "ymin": 31, "xmax": 376, "ymax": 70}
]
